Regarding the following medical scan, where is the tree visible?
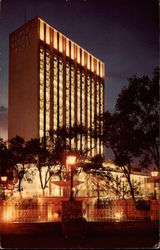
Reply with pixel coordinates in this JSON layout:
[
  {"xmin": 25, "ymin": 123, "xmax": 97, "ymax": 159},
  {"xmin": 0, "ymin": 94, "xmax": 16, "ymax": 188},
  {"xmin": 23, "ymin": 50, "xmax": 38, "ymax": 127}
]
[
  {"xmin": 103, "ymin": 111, "xmax": 143, "ymax": 199},
  {"xmin": 80, "ymin": 155, "xmax": 113, "ymax": 206},
  {"xmin": 0, "ymin": 138, "xmax": 13, "ymax": 174},
  {"xmin": 8, "ymin": 136, "xmax": 31, "ymax": 197},
  {"xmin": 116, "ymin": 67, "xmax": 159, "ymax": 169},
  {"xmin": 102, "ymin": 68, "xmax": 159, "ymax": 199}
]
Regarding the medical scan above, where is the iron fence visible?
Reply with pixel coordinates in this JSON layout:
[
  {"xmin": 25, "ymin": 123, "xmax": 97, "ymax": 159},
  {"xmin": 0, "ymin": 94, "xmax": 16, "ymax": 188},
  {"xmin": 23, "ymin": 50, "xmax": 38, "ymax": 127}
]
[{"xmin": 0, "ymin": 198, "xmax": 159, "ymax": 223}]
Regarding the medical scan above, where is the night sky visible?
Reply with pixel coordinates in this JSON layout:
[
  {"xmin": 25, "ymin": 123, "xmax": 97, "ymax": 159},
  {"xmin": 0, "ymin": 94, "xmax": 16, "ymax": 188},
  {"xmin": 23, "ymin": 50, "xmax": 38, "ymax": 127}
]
[{"xmin": 0, "ymin": 0, "xmax": 158, "ymax": 140}]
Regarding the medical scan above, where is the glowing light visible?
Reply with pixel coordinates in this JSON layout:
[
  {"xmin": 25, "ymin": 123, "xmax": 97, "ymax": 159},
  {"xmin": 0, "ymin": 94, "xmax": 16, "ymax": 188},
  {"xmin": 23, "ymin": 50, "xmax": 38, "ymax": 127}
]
[
  {"xmin": 66, "ymin": 155, "xmax": 76, "ymax": 165},
  {"xmin": 71, "ymin": 42, "xmax": 74, "ymax": 60},
  {"xmin": 151, "ymin": 171, "xmax": 159, "ymax": 177},
  {"xmin": 87, "ymin": 54, "xmax": 90, "ymax": 70},
  {"xmin": 91, "ymin": 57, "xmax": 94, "ymax": 72},
  {"xmin": 1, "ymin": 176, "xmax": 7, "ymax": 182},
  {"xmin": 81, "ymin": 49, "xmax": 84, "ymax": 66},
  {"xmin": 77, "ymin": 46, "xmax": 80, "ymax": 63},
  {"xmin": 59, "ymin": 33, "xmax": 63, "ymax": 52},
  {"xmin": 121, "ymin": 175, "xmax": 126, "ymax": 182},
  {"xmin": 66, "ymin": 38, "xmax": 69, "ymax": 56},
  {"xmin": 96, "ymin": 60, "xmax": 99, "ymax": 76},
  {"xmin": 3, "ymin": 204, "xmax": 15, "ymax": 222},
  {"xmin": 46, "ymin": 24, "xmax": 50, "ymax": 45},
  {"xmin": 115, "ymin": 212, "xmax": 122, "ymax": 221},
  {"xmin": 40, "ymin": 20, "xmax": 44, "ymax": 41},
  {"xmin": 100, "ymin": 62, "xmax": 104, "ymax": 78},
  {"xmin": 54, "ymin": 30, "xmax": 57, "ymax": 49}
]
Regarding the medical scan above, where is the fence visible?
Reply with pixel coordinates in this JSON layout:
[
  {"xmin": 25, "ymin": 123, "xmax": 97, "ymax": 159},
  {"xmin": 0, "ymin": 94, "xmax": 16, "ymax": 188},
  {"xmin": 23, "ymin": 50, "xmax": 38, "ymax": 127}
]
[{"xmin": 0, "ymin": 198, "xmax": 159, "ymax": 223}]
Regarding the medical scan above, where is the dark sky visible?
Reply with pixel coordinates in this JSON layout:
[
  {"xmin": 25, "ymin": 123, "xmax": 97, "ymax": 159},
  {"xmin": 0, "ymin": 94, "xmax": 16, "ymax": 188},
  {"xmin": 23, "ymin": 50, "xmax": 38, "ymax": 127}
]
[{"xmin": 0, "ymin": 0, "xmax": 158, "ymax": 140}]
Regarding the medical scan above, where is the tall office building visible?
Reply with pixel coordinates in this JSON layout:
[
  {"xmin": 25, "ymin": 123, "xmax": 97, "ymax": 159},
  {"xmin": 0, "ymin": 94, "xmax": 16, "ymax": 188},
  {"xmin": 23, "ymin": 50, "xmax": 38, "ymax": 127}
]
[{"xmin": 8, "ymin": 17, "xmax": 105, "ymax": 157}]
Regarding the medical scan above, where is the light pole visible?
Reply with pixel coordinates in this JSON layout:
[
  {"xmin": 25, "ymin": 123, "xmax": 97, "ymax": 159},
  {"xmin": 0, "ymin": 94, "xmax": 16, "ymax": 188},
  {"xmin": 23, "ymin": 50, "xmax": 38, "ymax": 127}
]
[
  {"xmin": 66, "ymin": 155, "xmax": 77, "ymax": 201},
  {"xmin": 121, "ymin": 176, "xmax": 126, "ymax": 199},
  {"xmin": 151, "ymin": 170, "xmax": 159, "ymax": 200},
  {"xmin": 1, "ymin": 176, "xmax": 8, "ymax": 200}
]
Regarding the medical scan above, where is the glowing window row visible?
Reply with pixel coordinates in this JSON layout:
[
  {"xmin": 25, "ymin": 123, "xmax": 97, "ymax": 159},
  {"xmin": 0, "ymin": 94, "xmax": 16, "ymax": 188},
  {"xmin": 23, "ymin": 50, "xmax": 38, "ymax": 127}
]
[
  {"xmin": 39, "ymin": 48, "xmax": 44, "ymax": 138},
  {"xmin": 66, "ymin": 63, "xmax": 70, "ymax": 128},
  {"xmin": 77, "ymin": 70, "xmax": 81, "ymax": 125},
  {"xmin": 81, "ymin": 72, "xmax": 85, "ymax": 126},
  {"xmin": 53, "ymin": 56, "xmax": 58, "ymax": 130},
  {"xmin": 39, "ymin": 20, "xmax": 105, "ymax": 77},
  {"xmin": 46, "ymin": 51, "xmax": 50, "ymax": 132},
  {"xmin": 71, "ymin": 65, "xmax": 75, "ymax": 127}
]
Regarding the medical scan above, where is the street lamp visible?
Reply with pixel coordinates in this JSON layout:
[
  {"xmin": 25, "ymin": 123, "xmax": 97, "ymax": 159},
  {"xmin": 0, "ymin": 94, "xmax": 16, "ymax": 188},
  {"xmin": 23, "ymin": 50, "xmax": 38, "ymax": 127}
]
[
  {"xmin": 151, "ymin": 170, "xmax": 159, "ymax": 200},
  {"xmin": 66, "ymin": 155, "xmax": 77, "ymax": 201},
  {"xmin": 121, "ymin": 175, "xmax": 126, "ymax": 199},
  {"xmin": 1, "ymin": 175, "xmax": 8, "ymax": 200}
]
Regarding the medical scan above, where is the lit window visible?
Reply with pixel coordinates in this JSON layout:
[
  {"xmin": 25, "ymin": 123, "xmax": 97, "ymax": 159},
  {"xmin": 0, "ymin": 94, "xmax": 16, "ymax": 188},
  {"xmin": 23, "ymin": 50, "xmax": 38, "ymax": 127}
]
[
  {"xmin": 96, "ymin": 61, "xmax": 99, "ymax": 76},
  {"xmin": 81, "ymin": 72, "xmax": 85, "ymax": 126},
  {"xmin": 59, "ymin": 33, "xmax": 63, "ymax": 52},
  {"xmin": 100, "ymin": 62, "xmax": 104, "ymax": 78},
  {"xmin": 81, "ymin": 50, "xmax": 84, "ymax": 66},
  {"xmin": 87, "ymin": 54, "xmax": 90, "ymax": 70},
  {"xmin": 59, "ymin": 59, "xmax": 63, "ymax": 127},
  {"xmin": 54, "ymin": 30, "xmax": 57, "ymax": 49},
  {"xmin": 46, "ymin": 24, "xmax": 50, "ymax": 45},
  {"xmin": 40, "ymin": 20, "xmax": 44, "ymax": 41},
  {"xmin": 53, "ymin": 56, "xmax": 58, "ymax": 130},
  {"xmin": 77, "ymin": 69, "xmax": 81, "ymax": 125},
  {"xmin": 66, "ymin": 62, "xmax": 70, "ymax": 128},
  {"xmin": 91, "ymin": 57, "xmax": 94, "ymax": 72},
  {"xmin": 77, "ymin": 46, "xmax": 80, "ymax": 64},
  {"xmin": 71, "ymin": 42, "xmax": 74, "ymax": 60},
  {"xmin": 66, "ymin": 38, "xmax": 69, "ymax": 57},
  {"xmin": 71, "ymin": 65, "xmax": 75, "ymax": 127},
  {"xmin": 39, "ymin": 47, "xmax": 44, "ymax": 138}
]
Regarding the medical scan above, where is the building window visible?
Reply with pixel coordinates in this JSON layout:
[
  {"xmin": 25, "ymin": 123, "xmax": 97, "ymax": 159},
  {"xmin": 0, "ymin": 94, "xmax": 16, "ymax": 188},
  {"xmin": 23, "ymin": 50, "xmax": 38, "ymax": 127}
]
[
  {"xmin": 45, "ymin": 51, "xmax": 50, "ymax": 132},
  {"xmin": 71, "ymin": 42, "xmax": 74, "ymax": 60},
  {"xmin": 91, "ymin": 78, "xmax": 95, "ymax": 156},
  {"xmin": 77, "ymin": 46, "xmax": 80, "ymax": 64},
  {"xmin": 59, "ymin": 58, "xmax": 63, "ymax": 127},
  {"xmin": 54, "ymin": 30, "xmax": 57, "ymax": 50},
  {"xmin": 66, "ymin": 62, "xmax": 70, "ymax": 128},
  {"xmin": 46, "ymin": 24, "xmax": 50, "ymax": 45},
  {"xmin": 39, "ymin": 47, "xmax": 44, "ymax": 138},
  {"xmin": 59, "ymin": 33, "xmax": 63, "ymax": 53},
  {"xmin": 71, "ymin": 65, "xmax": 75, "ymax": 127},
  {"xmin": 53, "ymin": 55, "xmax": 58, "ymax": 130},
  {"xmin": 40, "ymin": 20, "xmax": 44, "ymax": 41},
  {"xmin": 81, "ymin": 71, "xmax": 85, "ymax": 127},
  {"xmin": 77, "ymin": 69, "xmax": 81, "ymax": 126},
  {"xmin": 87, "ymin": 54, "xmax": 90, "ymax": 70},
  {"xmin": 87, "ymin": 76, "xmax": 91, "ymax": 156},
  {"xmin": 66, "ymin": 38, "xmax": 69, "ymax": 57}
]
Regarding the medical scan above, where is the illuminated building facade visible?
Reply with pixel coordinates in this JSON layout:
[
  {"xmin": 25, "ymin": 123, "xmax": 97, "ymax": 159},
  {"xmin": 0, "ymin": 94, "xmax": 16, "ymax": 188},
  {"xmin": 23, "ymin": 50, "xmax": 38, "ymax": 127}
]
[{"xmin": 8, "ymin": 17, "xmax": 105, "ymax": 157}]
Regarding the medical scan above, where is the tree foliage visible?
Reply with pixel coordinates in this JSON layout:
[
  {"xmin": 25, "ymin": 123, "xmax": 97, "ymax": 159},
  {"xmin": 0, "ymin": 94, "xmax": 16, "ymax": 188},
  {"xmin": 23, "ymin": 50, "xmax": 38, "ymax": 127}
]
[
  {"xmin": 116, "ymin": 67, "xmax": 159, "ymax": 169},
  {"xmin": 102, "ymin": 68, "xmax": 159, "ymax": 199}
]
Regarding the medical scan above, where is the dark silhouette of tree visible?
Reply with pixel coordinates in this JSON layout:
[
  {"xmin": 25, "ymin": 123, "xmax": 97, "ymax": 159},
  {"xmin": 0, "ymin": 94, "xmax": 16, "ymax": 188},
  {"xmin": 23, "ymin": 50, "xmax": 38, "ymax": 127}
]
[
  {"xmin": 116, "ymin": 67, "xmax": 159, "ymax": 169},
  {"xmin": 80, "ymin": 155, "xmax": 113, "ymax": 205},
  {"xmin": 8, "ymin": 136, "xmax": 30, "ymax": 197},
  {"xmin": 0, "ymin": 138, "xmax": 13, "ymax": 174},
  {"xmin": 101, "ymin": 68, "xmax": 159, "ymax": 199}
]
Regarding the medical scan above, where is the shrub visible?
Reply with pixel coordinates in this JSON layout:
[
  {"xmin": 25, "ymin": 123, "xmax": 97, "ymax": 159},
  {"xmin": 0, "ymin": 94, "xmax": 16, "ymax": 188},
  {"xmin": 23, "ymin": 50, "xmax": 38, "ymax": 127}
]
[
  {"xmin": 135, "ymin": 200, "xmax": 150, "ymax": 211},
  {"xmin": 62, "ymin": 215, "xmax": 87, "ymax": 223}
]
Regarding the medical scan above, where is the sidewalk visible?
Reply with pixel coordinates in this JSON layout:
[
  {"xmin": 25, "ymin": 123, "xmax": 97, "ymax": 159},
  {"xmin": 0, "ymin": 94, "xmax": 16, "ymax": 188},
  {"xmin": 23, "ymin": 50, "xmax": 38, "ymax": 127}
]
[{"xmin": 0, "ymin": 221, "xmax": 159, "ymax": 249}]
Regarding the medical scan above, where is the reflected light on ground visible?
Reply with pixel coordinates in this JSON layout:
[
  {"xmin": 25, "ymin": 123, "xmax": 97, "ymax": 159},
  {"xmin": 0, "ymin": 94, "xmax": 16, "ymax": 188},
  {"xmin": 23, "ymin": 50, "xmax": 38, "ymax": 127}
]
[
  {"xmin": 114, "ymin": 212, "xmax": 122, "ymax": 221},
  {"xmin": 3, "ymin": 203, "xmax": 16, "ymax": 222}
]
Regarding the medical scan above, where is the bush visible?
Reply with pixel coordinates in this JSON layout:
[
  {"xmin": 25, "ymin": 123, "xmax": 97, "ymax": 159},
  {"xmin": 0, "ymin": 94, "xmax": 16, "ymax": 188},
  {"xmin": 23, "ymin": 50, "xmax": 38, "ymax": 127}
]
[
  {"xmin": 62, "ymin": 215, "xmax": 87, "ymax": 223},
  {"xmin": 135, "ymin": 200, "xmax": 150, "ymax": 211}
]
